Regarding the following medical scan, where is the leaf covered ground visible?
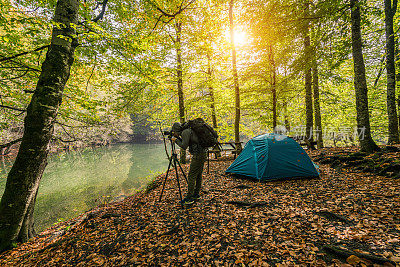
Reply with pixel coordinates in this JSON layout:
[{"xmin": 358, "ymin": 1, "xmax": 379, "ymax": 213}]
[{"xmin": 0, "ymin": 147, "xmax": 399, "ymax": 266}]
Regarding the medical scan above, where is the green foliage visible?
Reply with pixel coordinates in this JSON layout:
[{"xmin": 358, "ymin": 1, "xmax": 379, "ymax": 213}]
[{"xmin": 0, "ymin": 0, "xmax": 397, "ymax": 146}]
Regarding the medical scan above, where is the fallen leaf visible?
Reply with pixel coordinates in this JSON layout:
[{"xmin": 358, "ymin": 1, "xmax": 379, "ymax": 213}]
[{"xmin": 346, "ymin": 255, "xmax": 362, "ymax": 265}]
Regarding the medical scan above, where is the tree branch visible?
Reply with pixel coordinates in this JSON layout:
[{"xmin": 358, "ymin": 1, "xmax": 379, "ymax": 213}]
[
  {"xmin": 85, "ymin": 62, "xmax": 96, "ymax": 92},
  {"xmin": 168, "ymin": 32, "xmax": 176, "ymax": 42},
  {"xmin": 373, "ymin": 54, "xmax": 386, "ymax": 88},
  {"xmin": 150, "ymin": 15, "xmax": 166, "ymax": 34},
  {"xmin": 149, "ymin": 0, "xmax": 195, "ymax": 34},
  {"xmin": 0, "ymin": 138, "xmax": 22, "ymax": 149},
  {"xmin": 0, "ymin": 45, "xmax": 49, "ymax": 63},
  {"xmin": 0, "ymin": 69, "xmax": 30, "ymax": 82},
  {"xmin": 0, "ymin": 104, "xmax": 26, "ymax": 112},
  {"xmin": 7, "ymin": 60, "xmax": 41, "ymax": 72},
  {"xmin": 151, "ymin": 0, "xmax": 195, "ymax": 18},
  {"xmin": 56, "ymin": 122, "xmax": 80, "ymax": 143},
  {"xmin": 92, "ymin": 0, "xmax": 109, "ymax": 23}
]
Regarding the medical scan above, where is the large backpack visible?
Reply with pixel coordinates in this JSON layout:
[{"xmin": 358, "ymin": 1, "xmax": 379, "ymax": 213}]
[{"xmin": 184, "ymin": 118, "xmax": 219, "ymax": 148}]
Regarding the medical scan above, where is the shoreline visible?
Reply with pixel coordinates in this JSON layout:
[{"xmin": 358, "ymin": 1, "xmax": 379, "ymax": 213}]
[{"xmin": 0, "ymin": 142, "xmax": 168, "ymax": 234}]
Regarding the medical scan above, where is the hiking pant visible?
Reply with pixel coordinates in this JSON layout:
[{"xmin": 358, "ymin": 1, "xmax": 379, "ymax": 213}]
[{"xmin": 187, "ymin": 151, "xmax": 207, "ymax": 198}]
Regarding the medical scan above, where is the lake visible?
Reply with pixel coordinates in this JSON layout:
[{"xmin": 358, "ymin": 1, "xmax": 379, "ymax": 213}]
[{"xmin": 0, "ymin": 143, "xmax": 168, "ymax": 232}]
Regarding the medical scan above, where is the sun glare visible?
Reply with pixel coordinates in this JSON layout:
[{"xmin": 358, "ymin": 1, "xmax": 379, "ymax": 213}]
[{"xmin": 225, "ymin": 28, "xmax": 248, "ymax": 47}]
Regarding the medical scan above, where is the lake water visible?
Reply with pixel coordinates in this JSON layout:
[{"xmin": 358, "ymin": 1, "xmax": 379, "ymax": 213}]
[{"xmin": 0, "ymin": 143, "xmax": 168, "ymax": 232}]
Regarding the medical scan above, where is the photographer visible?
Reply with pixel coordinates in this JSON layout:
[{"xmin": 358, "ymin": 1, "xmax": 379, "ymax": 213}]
[{"xmin": 170, "ymin": 122, "xmax": 207, "ymax": 205}]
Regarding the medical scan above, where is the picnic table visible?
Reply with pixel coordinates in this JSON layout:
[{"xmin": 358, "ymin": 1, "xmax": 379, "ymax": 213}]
[
  {"xmin": 208, "ymin": 142, "xmax": 243, "ymax": 159},
  {"xmin": 206, "ymin": 141, "xmax": 243, "ymax": 174}
]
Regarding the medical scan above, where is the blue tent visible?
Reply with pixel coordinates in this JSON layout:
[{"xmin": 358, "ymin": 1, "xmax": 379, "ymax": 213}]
[{"xmin": 226, "ymin": 133, "xmax": 319, "ymax": 180}]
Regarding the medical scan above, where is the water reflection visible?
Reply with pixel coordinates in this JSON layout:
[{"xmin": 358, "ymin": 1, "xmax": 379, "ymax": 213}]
[{"xmin": 0, "ymin": 143, "xmax": 168, "ymax": 232}]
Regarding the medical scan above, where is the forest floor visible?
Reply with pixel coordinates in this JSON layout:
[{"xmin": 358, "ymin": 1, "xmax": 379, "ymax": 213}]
[{"xmin": 0, "ymin": 146, "xmax": 399, "ymax": 266}]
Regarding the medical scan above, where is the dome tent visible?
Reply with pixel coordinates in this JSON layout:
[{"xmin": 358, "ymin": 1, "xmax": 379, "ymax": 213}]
[{"xmin": 225, "ymin": 133, "xmax": 319, "ymax": 180}]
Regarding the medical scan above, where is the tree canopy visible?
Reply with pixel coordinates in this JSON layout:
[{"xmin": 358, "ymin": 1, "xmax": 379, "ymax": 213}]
[{"xmin": 1, "ymin": 0, "xmax": 398, "ymax": 147}]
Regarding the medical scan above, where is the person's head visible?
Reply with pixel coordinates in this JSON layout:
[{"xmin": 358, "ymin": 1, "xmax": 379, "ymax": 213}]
[{"xmin": 171, "ymin": 122, "xmax": 182, "ymax": 137}]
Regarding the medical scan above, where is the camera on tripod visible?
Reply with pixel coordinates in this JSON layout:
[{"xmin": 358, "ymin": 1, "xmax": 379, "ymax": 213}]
[
  {"xmin": 163, "ymin": 130, "xmax": 173, "ymax": 138},
  {"xmin": 159, "ymin": 129, "xmax": 187, "ymax": 205}
]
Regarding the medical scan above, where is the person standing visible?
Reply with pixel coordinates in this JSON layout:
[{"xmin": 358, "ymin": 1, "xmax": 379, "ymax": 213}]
[{"xmin": 171, "ymin": 122, "xmax": 207, "ymax": 205}]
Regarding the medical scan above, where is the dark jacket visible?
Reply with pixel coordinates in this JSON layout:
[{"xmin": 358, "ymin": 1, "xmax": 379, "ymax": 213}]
[{"xmin": 175, "ymin": 128, "xmax": 206, "ymax": 155}]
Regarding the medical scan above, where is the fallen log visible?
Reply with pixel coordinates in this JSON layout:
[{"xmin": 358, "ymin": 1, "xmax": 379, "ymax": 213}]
[
  {"xmin": 313, "ymin": 150, "xmax": 399, "ymax": 178},
  {"xmin": 323, "ymin": 245, "xmax": 396, "ymax": 266},
  {"xmin": 250, "ymin": 201, "xmax": 269, "ymax": 208},
  {"xmin": 315, "ymin": 211, "xmax": 352, "ymax": 224},
  {"xmin": 160, "ymin": 224, "xmax": 180, "ymax": 236},
  {"xmin": 226, "ymin": 200, "xmax": 268, "ymax": 208},
  {"xmin": 226, "ymin": 200, "xmax": 251, "ymax": 207},
  {"xmin": 231, "ymin": 185, "xmax": 252, "ymax": 190}
]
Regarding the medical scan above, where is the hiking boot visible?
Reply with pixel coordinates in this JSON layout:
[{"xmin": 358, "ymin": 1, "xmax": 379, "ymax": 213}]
[{"xmin": 180, "ymin": 196, "xmax": 194, "ymax": 205}]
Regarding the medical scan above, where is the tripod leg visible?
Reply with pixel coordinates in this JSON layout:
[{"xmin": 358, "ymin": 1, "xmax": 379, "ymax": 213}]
[
  {"xmin": 173, "ymin": 157, "xmax": 184, "ymax": 204},
  {"xmin": 159, "ymin": 156, "xmax": 174, "ymax": 202},
  {"xmin": 176, "ymin": 158, "xmax": 188, "ymax": 183}
]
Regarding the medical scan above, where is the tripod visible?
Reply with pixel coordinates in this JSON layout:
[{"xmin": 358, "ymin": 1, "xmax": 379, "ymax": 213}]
[{"xmin": 158, "ymin": 138, "xmax": 188, "ymax": 204}]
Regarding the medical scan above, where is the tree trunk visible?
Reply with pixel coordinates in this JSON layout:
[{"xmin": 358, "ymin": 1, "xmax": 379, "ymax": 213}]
[
  {"xmin": 312, "ymin": 59, "xmax": 324, "ymax": 148},
  {"xmin": 0, "ymin": 0, "xmax": 79, "ymax": 252},
  {"xmin": 229, "ymin": 0, "xmax": 242, "ymax": 152},
  {"xmin": 396, "ymin": 36, "xmax": 400, "ymax": 131},
  {"xmin": 350, "ymin": 0, "xmax": 379, "ymax": 152},
  {"xmin": 385, "ymin": 0, "xmax": 399, "ymax": 144},
  {"xmin": 207, "ymin": 53, "xmax": 218, "ymax": 129},
  {"xmin": 304, "ymin": 2, "xmax": 315, "ymax": 150},
  {"xmin": 17, "ymin": 189, "xmax": 38, "ymax": 242},
  {"xmin": 207, "ymin": 53, "xmax": 220, "ymax": 156},
  {"xmin": 284, "ymin": 102, "xmax": 290, "ymax": 132},
  {"xmin": 284, "ymin": 69, "xmax": 290, "ymax": 132},
  {"xmin": 269, "ymin": 45, "xmax": 277, "ymax": 130},
  {"xmin": 175, "ymin": 22, "xmax": 186, "ymax": 163}
]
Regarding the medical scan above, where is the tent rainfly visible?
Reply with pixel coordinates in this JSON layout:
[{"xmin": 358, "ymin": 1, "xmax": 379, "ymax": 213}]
[{"xmin": 225, "ymin": 133, "xmax": 319, "ymax": 180}]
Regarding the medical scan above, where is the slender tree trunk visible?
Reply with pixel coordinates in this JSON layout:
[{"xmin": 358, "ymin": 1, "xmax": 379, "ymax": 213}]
[
  {"xmin": 385, "ymin": 0, "xmax": 399, "ymax": 144},
  {"xmin": 304, "ymin": 2, "xmax": 315, "ymax": 150},
  {"xmin": 229, "ymin": 0, "xmax": 242, "ymax": 152},
  {"xmin": 269, "ymin": 45, "xmax": 277, "ymax": 130},
  {"xmin": 312, "ymin": 59, "xmax": 324, "ymax": 148},
  {"xmin": 284, "ymin": 68, "xmax": 290, "ymax": 132},
  {"xmin": 207, "ymin": 53, "xmax": 220, "ymax": 156},
  {"xmin": 175, "ymin": 22, "xmax": 186, "ymax": 163},
  {"xmin": 311, "ymin": 21, "xmax": 323, "ymax": 149},
  {"xmin": 350, "ymin": 0, "xmax": 379, "ymax": 152},
  {"xmin": 0, "ymin": 0, "xmax": 79, "ymax": 252},
  {"xmin": 284, "ymin": 102, "xmax": 290, "ymax": 132},
  {"xmin": 396, "ymin": 36, "xmax": 400, "ymax": 131},
  {"xmin": 207, "ymin": 54, "xmax": 218, "ymax": 129}
]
